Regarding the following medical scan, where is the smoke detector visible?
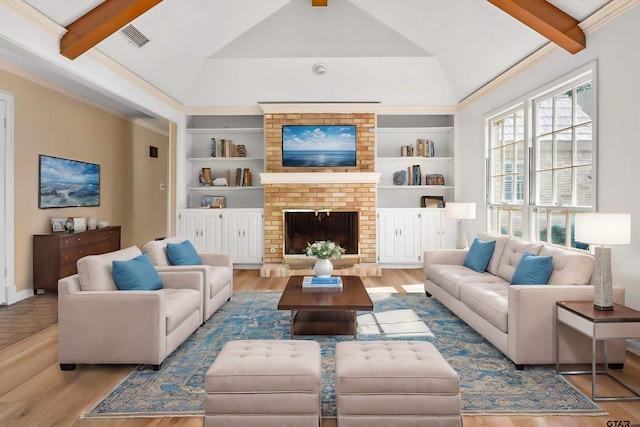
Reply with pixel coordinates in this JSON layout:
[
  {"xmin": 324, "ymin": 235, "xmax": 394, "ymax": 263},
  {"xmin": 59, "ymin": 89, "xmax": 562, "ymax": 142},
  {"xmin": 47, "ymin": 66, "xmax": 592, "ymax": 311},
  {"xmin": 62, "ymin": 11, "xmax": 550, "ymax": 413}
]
[{"xmin": 312, "ymin": 62, "xmax": 328, "ymax": 76}]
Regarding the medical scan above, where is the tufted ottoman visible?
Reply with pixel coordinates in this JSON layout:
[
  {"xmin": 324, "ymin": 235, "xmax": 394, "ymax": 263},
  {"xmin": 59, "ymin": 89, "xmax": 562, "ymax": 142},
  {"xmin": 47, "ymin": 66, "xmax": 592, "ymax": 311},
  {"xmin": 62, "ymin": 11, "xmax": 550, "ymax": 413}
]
[
  {"xmin": 336, "ymin": 341, "xmax": 462, "ymax": 427},
  {"xmin": 204, "ymin": 339, "xmax": 321, "ymax": 427}
]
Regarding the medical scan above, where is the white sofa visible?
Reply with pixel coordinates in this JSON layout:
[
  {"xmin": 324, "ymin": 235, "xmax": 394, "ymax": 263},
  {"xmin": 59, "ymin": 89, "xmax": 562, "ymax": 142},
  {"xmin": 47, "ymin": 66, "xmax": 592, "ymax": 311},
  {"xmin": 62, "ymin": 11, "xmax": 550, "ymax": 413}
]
[
  {"xmin": 143, "ymin": 238, "xmax": 233, "ymax": 323},
  {"xmin": 58, "ymin": 246, "xmax": 204, "ymax": 371},
  {"xmin": 424, "ymin": 232, "xmax": 626, "ymax": 368}
]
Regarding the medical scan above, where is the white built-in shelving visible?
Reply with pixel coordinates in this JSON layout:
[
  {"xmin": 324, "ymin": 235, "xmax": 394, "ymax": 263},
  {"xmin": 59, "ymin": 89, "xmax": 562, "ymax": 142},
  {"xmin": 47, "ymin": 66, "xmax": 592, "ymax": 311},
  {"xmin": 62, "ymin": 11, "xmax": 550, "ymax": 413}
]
[
  {"xmin": 376, "ymin": 114, "xmax": 455, "ymax": 209},
  {"xmin": 184, "ymin": 115, "xmax": 265, "ymax": 209}
]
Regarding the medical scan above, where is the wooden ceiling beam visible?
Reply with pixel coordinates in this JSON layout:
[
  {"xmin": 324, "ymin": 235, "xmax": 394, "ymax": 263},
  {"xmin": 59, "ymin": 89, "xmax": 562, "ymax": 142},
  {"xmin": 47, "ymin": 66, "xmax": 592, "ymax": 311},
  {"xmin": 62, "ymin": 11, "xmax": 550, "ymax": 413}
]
[
  {"xmin": 487, "ymin": 0, "xmax": 586, "ymax": 54},
  {"xmin": 312, "ymin": 0, "xmax": 328, "ymax": 6},
  {"xmin": 61, "ymin": 0, "xmax": 163, "ymax": 60}
]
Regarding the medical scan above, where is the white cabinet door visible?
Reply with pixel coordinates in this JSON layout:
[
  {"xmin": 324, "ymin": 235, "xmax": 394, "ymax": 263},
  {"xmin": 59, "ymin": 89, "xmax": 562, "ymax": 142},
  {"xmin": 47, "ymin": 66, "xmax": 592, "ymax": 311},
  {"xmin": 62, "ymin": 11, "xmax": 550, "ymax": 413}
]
[
  {"xmin": 377, "ymin": 209, "xmax": 422, "ymax": 264},
  {"xmin": 179, "ymin": 209, "xmax": 223, "ymax": 253},
  {"xmin": 396, "ymin": 210, "xmax": 422, "ymax": 263},
  {"xmin": 222, "ymin": 209, "xmax": 264, "ymax": 264},
  {"xmin": 377, "ymin": 210, "xmax": 399, "ymax": 263},
  {"xmin": 179, "ymin": 209, "xmax": 205, "ymax": 252},
  {"xmin": 222, "ymin": 211, "xmax": 242, "ymax": 262},
  {"xmin": 242, "ymin": 210, "xmax": 264, "ymax": 263},
  {"xmin": 202, "ymin": 211, "xmax": 223, "ymax": 253},
  {"xmin": 420, "ymin": 209, "xmax": 456, "ymax": 251}
]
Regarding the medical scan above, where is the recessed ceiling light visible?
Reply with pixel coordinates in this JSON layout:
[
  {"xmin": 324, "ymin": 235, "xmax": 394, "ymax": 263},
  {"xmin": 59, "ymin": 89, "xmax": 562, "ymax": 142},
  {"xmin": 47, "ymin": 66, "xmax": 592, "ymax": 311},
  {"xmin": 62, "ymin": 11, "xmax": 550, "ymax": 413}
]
[{"xmin": 312, "ymin": 62, "xmax": 328, "ymax": 76}]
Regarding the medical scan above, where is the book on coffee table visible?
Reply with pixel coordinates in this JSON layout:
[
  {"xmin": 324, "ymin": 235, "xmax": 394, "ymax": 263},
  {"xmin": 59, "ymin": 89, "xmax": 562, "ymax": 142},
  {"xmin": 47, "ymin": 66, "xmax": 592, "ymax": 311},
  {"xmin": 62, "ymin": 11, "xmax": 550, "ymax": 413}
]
[{"xmin": 302, "ymin": 276, "xmax": 343, "ymax": 290}]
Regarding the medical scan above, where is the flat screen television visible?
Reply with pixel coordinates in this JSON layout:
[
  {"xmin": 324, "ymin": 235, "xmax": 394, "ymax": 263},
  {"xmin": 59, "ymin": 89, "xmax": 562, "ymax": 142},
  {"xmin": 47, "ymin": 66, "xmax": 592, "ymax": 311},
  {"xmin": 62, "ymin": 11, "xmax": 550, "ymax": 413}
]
[
  {"xmin": 38, "ymin": 155, "xmax": 100, "ymax": 208},
  {"xmin": 282, "ymin": 125, "xmax": 357, "ymax": 167}
]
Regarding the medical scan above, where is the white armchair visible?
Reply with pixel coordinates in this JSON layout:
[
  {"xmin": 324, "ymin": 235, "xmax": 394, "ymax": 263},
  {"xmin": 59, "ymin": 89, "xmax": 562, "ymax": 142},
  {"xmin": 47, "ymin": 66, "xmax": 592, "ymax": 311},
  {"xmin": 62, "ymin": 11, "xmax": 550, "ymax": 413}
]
[
  {"xmin": 143, "ymin": 238, "xmax": 233, "ymax": 323},
  {"xmin": 58, "ymin": 246, "xmax": 204, "ymax": 371}
]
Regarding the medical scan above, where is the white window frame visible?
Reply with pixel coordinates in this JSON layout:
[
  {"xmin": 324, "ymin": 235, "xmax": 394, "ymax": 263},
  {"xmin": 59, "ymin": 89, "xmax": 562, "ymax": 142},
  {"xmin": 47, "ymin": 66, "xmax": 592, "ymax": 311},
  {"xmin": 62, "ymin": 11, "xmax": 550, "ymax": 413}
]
[{"xmin": 485, "ymin": 63, "xmax": 597, "ymax": 246}]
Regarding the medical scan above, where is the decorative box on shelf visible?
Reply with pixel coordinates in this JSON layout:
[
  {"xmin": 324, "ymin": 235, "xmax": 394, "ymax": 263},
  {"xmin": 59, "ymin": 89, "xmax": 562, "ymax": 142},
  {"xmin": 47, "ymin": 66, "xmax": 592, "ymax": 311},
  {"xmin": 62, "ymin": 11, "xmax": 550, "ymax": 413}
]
[{"xmin": 302, "ymin": 276, "xmax": 343, "ymax": 291}]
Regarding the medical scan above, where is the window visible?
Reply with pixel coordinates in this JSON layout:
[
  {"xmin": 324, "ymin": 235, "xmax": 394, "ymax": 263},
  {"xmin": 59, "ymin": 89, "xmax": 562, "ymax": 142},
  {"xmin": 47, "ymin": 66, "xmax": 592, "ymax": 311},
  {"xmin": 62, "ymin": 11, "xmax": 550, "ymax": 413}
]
[
  {"xmin": 487, "ymin": 69, "xmax": 595, "ymax": 247},
  {"xmin": 488, "ymin": 108, "xmax": 525, "ymax": 238}
]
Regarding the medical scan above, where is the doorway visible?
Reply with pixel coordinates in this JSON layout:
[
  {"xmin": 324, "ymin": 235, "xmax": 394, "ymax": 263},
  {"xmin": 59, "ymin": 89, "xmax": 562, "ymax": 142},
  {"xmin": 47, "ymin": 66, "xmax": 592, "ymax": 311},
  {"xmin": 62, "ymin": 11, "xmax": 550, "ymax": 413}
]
[{"xmin": 0, "ymin": 90, "xmax": 15, "ymax": 305}]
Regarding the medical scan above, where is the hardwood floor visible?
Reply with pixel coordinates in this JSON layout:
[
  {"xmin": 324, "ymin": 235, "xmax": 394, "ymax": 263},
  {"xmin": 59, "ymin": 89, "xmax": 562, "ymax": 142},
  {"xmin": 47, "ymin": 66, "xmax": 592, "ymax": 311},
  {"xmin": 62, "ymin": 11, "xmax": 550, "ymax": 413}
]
[{"xmin": 1, "ymin": 268, "xmax": 639, "ymax": 426}]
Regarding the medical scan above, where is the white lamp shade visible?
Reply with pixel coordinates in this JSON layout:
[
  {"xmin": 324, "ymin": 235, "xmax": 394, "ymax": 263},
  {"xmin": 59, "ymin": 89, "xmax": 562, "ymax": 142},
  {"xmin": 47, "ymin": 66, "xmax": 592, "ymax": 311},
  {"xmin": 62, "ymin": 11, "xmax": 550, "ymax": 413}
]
[
  {"xmin": 446, "ymin": 203, "xmax": 476, "ymax": 220},
  {"xmin": 575, "ymin": 213, "xmax": 631, "ymax": 245}
]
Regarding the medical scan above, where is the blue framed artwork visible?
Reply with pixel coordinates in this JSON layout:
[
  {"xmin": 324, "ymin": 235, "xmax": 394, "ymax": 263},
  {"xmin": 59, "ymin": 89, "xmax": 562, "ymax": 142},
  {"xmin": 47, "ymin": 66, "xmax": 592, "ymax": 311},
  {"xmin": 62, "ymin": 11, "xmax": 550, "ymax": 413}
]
[{"xmin": 38, "ymin": 155, "xmax": 100, "ymax": 208}]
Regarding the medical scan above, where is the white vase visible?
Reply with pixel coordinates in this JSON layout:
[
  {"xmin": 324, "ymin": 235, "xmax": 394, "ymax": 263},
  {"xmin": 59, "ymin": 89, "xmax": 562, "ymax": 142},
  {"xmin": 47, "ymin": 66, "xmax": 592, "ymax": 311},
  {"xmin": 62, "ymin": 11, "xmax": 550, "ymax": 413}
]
[{"xmin": 313, "ymin": 259, "xmax": 333, "ymax": 278}]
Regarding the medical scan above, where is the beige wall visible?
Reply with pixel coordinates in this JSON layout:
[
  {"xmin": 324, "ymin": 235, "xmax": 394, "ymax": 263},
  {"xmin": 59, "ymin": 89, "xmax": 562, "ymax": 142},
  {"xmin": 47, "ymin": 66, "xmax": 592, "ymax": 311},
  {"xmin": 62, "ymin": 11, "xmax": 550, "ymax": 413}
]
[
  {"xmin": 131, "ymin": 125, "xmax": 169, "ymax": 246},
  {"xmin": 0, "ymin": 68, "xmax": 169, "ymax": 294}
]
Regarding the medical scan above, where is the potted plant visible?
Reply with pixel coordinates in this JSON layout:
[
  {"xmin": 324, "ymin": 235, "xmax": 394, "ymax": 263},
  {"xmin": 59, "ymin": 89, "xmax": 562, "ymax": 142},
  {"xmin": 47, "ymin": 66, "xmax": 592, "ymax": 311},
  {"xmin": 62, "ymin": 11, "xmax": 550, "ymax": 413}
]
[{"xmin": 306, "ymin": 240, "xmax": 345, "ymax": 277}]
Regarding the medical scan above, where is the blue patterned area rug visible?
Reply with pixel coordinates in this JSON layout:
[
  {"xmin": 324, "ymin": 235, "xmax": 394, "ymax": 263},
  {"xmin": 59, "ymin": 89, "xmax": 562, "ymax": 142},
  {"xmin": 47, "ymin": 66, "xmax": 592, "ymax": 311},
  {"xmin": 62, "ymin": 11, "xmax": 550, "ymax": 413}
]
[{"xmin": 84, "ymin": 291, "xmax": 604, "ymax": 418}]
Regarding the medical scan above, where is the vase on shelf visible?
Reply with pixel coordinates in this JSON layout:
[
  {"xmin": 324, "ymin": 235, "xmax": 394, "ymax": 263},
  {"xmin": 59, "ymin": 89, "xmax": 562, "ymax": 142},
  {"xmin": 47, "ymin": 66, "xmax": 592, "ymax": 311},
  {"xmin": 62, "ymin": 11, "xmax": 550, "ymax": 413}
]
[{"xmin": 313, "ymin": 259, "xmax": 333, "ymax": 278}]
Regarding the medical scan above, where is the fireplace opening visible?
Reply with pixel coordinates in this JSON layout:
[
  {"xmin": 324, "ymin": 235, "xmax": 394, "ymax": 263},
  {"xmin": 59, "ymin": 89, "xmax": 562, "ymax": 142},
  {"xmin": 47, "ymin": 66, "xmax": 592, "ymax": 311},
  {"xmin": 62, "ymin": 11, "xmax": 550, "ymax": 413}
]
[{"xmin": 284, "ymin": 210, "xmax": 359, "ymax": 256}]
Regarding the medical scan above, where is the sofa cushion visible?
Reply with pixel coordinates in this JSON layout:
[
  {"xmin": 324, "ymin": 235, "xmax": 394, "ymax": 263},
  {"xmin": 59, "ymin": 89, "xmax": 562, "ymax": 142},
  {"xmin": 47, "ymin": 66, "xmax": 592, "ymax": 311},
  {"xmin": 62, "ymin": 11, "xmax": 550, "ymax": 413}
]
[
  {"xmin": 476, "ymin": 232, "xmax": 511, "ymax": 276},
  {"xmin": 511, "ymin": 252, "xmax": 553, "ymax": 285},
  {"xmin": 77, "ymin": 246, "xmax": 142, "ymax": 292},
  {"xmin": 539, "ymin": 245, "xmax": 595, "ymax": 285},
  {"xmin": 463, "ymin": 238, "xmax": 496, "ymax": 272},
  {"xmin": 162, "ymin": 288, "xmax": 201, "ymax": 334},
  {"xmin": 112, "ymin": 253, "xmax": 164, "ymax": 291},
  {"xmin": 166, "ymin": 240, "xmax": 201, "ymax": 266},
  {"xmin": 495, "ymin": 239, "xmax": 544, "ymax": 283},
  {"xmin": 143, "ymin": 237, "xmax": 184, "ymax": 266},
  {"xmin": 460, "ymin": 282, "xmax": 509, "ymax": 333},
  {"xmin": 429, "ymin": 264, "xmax": 507, "ymax": 299}
]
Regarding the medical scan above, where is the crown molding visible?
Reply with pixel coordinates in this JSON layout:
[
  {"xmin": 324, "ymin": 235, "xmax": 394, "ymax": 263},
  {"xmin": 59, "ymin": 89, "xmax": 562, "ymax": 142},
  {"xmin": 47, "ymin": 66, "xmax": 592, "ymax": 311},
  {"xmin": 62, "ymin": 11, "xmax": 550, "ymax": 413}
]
[
  {"xmin": 183, "ymin": 106, "xmax": 263, "ymax": 116},
  {"xmin": 377, "ymin": 106, "xmax": 457, "ymax": 115},
  {"xmin": 259, "ymin": 102, "xmax": 380, "ymax": 114},
  {"xmin": 0, "ymin": 0, "xmax": 65, "ymax": 38}
]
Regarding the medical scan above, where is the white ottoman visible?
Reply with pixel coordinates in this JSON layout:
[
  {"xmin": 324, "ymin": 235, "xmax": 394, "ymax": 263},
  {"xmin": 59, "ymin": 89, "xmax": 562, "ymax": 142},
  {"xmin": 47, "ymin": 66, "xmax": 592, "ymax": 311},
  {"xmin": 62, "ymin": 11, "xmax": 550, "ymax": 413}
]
[
  {"xmin": 204, "ymin": 340, "xmax": 321, "ymax": 427},
  {"xmin": 336, "ymin": 341, "xmax": 462, "ymax": 427}
]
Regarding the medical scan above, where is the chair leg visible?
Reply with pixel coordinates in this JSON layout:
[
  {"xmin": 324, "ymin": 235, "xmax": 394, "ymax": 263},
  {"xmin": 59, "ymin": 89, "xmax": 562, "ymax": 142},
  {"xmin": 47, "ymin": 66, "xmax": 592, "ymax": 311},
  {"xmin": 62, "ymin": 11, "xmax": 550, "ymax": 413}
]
[
  {"xmin": 514, "ymin": 364, "xmax": 524, "ymax": 370},
  {"xmin": 425, "ymin": 291, "xmax": 432, "ymax": 297},
  {"xmin": 60, "ymin": 363, "xmax": 76, "ymax": 371},
  {"xmin": 152, "ymin": 363, "xmax": 162, "ymax": 371}
]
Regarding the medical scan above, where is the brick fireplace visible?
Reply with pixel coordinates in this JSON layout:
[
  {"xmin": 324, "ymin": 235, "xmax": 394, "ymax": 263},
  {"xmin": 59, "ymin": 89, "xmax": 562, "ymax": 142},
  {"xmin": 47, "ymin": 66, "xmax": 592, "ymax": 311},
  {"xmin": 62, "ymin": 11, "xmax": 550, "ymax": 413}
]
[{"xmin": 259, "ymin": 104, "xmax": 380, "ymax": 275}]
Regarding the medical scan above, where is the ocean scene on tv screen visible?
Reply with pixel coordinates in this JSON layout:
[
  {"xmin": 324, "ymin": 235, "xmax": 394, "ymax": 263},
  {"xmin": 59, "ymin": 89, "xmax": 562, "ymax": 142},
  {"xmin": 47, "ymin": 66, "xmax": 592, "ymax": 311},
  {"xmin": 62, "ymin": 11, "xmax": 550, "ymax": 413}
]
[
  {"xmin": 282, "ymin": 125, "xmax": 356, "ymax": 167},
  {"xmin": 39, "ymin": 155, "xmax": 100, "ymax": 208}
]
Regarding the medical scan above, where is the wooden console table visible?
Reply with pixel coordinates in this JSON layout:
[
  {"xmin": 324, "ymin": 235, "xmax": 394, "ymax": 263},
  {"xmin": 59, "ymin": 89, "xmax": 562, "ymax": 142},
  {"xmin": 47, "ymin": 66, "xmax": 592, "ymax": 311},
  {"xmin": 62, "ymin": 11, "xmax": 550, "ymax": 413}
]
[{"xmin": 33, "ymin": 226, "xmax": 121, "ymax": 292}]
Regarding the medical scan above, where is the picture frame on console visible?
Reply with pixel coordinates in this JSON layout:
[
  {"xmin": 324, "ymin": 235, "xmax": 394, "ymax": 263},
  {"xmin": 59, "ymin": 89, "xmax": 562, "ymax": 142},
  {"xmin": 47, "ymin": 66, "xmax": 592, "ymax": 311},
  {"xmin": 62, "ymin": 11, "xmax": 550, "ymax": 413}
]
[
  {"xmin": 202, "ymin": 195, "xmax": 226, "ymax": 208},
  {"xmin": 421, "ymin": 196, "xmax": 445, "ymax": 208},
  {"xmin": 51, "ymin": 218, "xmax": 65, "ymax": 232}
]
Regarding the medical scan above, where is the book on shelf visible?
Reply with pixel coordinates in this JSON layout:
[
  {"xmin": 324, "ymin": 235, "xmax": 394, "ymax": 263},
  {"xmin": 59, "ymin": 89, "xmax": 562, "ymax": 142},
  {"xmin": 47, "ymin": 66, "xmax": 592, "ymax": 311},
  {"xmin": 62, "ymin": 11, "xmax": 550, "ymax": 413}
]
[
  {"xmin": 211, "ymin": 138, "xmax": 238, "ymax": 158},
  {"xmin": 406, "ymin": 165, "xmax": 422, "ymax": 185},
  {"xmin": 235, "ymin": 168, "xmax": 252, "ymax": 186},
  {"xmin": 426, "ymin": 174, "xmax": 445, "ymax": 185},
  {"xmin": 416, "ymin": 139, "xmax": 435, "ymax": 157},
  {"xmin": 302, "ymin": 276, "xmax": 343, "ymax": 289}
]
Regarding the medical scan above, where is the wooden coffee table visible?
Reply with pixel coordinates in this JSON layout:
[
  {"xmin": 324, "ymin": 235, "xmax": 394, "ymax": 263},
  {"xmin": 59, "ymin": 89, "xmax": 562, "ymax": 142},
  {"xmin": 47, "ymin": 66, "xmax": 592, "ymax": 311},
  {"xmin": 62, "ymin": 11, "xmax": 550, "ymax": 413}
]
[{"xmin": 277, "ymin": 275, "xmax": 373, "ymax": 338}]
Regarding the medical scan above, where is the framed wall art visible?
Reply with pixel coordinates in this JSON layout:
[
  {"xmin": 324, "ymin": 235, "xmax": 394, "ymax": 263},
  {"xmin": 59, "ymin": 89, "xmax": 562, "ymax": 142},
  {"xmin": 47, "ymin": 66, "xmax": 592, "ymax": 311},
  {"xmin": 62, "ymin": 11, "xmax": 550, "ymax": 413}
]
[{"xmin": 39, "ymin": 155, "xmax": 100, "ymax": 208}]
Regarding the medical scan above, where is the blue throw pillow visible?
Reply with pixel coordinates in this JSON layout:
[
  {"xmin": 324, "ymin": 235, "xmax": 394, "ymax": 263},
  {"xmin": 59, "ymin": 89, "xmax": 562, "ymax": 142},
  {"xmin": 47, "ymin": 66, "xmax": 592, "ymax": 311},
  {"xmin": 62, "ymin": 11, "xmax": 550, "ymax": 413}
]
[
  {"xmin": 463, "ymin": 238, "xmax": 496, "ymax": 272},
  {"xmin": 511, "ymin": 252, "xmax": 553, "ymax": 285},
  {"xmin": 166, "ymin": 240, "xmax": 201, "ymax": 266},
  {"xmin": 112, "ymin": 253, "xmax": 163, "ymax": 291}
]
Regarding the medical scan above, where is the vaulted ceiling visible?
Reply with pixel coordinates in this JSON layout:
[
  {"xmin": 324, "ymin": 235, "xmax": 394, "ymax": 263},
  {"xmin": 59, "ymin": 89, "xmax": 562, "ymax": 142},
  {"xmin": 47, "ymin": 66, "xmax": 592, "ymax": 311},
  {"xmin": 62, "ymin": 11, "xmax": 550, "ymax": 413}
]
[{"xmin": 1, "ymin": 0, "xmax": 618, "ymax": 117}]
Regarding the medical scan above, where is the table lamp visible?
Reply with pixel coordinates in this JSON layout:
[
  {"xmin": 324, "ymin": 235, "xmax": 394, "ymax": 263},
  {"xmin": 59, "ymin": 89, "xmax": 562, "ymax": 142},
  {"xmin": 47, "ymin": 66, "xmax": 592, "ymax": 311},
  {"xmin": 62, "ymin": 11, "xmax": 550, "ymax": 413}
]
[
  {"xmin": 575, "ymin": 212, "xmax": 631, "ymax": 311},
  {"xmin": 446, "ymin": 203, "xmax": 476, "ymax": 249}
]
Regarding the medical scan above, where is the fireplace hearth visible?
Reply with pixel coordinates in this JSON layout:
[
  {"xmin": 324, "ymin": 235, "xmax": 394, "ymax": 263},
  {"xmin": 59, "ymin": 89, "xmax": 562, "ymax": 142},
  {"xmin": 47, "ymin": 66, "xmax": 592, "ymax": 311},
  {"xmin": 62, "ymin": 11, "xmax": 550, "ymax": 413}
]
[{"xmin": 284, "ymin": 210, "xmax": 359, "ymax": 256}]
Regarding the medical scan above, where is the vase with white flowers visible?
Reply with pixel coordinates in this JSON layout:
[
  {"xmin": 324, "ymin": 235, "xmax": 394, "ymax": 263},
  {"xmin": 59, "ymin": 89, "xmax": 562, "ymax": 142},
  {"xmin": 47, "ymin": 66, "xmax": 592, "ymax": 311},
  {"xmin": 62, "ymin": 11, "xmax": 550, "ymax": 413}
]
[{"xmin": 306, "ymin": 240, "xmax": 345, "ymax": 277}]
